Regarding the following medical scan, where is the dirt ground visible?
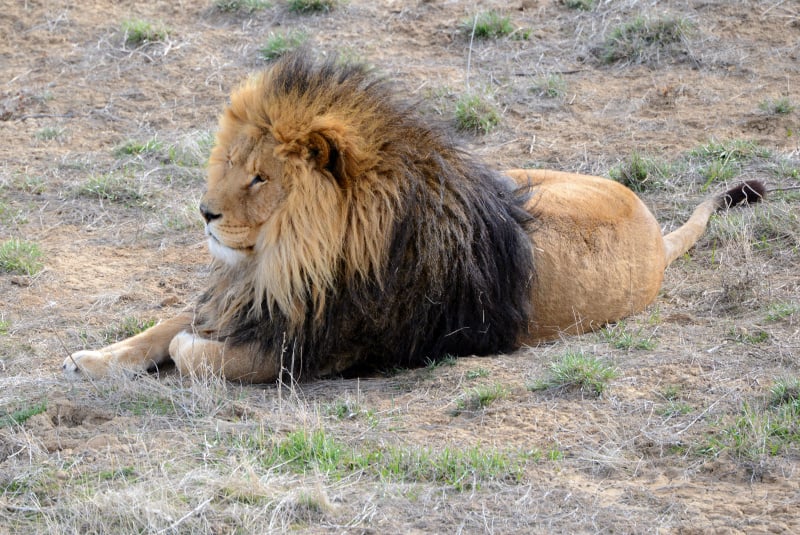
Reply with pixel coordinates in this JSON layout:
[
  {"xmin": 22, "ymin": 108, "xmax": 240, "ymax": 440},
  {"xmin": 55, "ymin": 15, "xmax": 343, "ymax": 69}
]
[{"xmin": 1, "ymin": 0, "xmax": 799, "ymax": 533}]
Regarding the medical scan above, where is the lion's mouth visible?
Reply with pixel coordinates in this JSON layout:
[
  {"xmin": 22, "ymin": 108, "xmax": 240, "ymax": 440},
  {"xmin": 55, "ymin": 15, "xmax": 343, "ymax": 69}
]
[
  {"xmin": 206, "ymin": 226, "xmax": 254, "ymax": 250},
  {"xmin": 206, "ymin": 228, "xmax": 222, "ymax": 246},
  {"xmin": 205, "ymin": 229, "xmax": 254, "ymax": 265}
]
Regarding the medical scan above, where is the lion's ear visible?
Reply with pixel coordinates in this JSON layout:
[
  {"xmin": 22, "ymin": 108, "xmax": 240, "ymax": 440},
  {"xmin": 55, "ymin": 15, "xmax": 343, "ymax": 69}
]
[{"xmin": 307, "ymin": 131, "xmax": 349, "ymax": 186}]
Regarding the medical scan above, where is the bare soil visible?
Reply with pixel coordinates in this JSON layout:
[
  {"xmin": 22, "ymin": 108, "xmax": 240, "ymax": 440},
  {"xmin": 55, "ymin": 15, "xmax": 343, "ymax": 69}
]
[{"xmin": 1, "ymin": 1, "xmax": 799, "ymax": 533}]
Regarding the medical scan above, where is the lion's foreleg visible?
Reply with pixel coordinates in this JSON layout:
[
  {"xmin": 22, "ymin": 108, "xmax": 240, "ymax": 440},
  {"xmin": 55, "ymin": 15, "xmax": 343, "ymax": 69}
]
[
  {"xmin": 169, "ymin": 333, "xmax": 278, "ymax": 384},
  {"xmin": 64, "ymin": 310, "xmax": 195, "ymax": 379}
]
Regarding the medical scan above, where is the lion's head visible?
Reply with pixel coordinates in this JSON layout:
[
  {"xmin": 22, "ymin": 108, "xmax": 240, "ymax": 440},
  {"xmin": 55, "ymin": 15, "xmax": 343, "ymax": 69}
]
[
  {"xmin": 201, "ymin": 55, "xmax": 406, "ymax": 325},
  {"xmin": 197, "ymin": 52, "xmax": 535, "ymax": 378}
]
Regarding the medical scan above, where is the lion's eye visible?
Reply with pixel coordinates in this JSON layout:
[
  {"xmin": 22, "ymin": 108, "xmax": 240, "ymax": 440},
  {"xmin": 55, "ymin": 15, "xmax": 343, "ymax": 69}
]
[{"xmin": 249, "ymin": 175, "xmax": 266, "ymax": 187}]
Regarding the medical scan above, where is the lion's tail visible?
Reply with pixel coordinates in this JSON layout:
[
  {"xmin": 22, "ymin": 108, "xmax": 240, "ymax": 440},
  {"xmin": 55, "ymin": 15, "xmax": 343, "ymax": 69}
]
[{"xmin": 662, "ymin": 180, "xmax": 766, "ymax": 268}]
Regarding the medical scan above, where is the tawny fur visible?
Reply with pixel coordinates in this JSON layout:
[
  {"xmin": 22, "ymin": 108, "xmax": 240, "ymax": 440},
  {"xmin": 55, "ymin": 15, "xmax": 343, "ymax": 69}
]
[{"xmin": 64, "ymin": 53, "xmax": 764, "ymax": 383}]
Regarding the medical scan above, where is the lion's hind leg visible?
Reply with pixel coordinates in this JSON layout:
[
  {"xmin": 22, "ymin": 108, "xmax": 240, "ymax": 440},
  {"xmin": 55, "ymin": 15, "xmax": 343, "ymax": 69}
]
[
  {"xmin": 169, "ymin": 333, "xmax": 278, "ymax": 384},
  {"xmin": 168, "ymin": 332, "xmax": 226, "ymax": 379}
]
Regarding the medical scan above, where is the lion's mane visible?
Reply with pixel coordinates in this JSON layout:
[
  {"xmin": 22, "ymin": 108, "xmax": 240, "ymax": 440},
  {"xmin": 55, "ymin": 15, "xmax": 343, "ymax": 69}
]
[{"xmin": 197, "ymin": 53, "xmax": 536, "ymax": 379}]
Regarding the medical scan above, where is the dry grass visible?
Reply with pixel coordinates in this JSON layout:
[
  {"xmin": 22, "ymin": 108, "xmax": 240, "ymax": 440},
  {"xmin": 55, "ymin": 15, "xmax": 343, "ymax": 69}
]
[{"xmin": 1, "ymin": 0, "xmax": 799, "ymax": 533}]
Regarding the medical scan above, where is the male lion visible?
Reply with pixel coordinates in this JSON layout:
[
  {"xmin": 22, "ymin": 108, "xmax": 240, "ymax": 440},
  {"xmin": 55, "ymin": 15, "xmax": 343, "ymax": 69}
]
[{"xmin": 64, "ymin": 53, "xmax": 763, "ymax": 383}]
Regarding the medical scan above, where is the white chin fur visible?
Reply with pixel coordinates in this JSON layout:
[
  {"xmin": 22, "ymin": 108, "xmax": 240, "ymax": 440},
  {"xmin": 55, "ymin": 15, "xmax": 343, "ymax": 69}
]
[{"xmin": 207, "ymin": 237, "xmax": 247, "ymax": 266}]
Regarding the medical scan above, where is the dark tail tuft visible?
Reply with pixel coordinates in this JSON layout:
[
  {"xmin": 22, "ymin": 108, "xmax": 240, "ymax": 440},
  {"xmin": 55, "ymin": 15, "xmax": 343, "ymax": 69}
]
[{"xmin": 717, "ymin": 180, "xmax": 766, "ymax": 210}]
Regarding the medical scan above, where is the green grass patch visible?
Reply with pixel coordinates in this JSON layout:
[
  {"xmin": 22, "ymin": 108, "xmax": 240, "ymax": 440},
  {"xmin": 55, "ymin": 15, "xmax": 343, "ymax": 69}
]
[
  {"xmin": 121, "ymin": 19, "xmax": 170, "ymax": 46},
  {"xmin": 531, "ymin": 73, "xmax": 567, "ymax": 99},
  {"xmin": 703, "ymin": 202, "xmax": 799, "ymax": 257},
  {"xmin": 376, "ymin": 444, "xmax": 525, "ymax": 491},
  {"xmin": 769, "ymin": 377, "xmax": 800, "ymax": 409},
  {"xmin": 0, "ymin": 201, "xmax": 27, "ymax": 226},
  {"xmin": 98, "ymin": 466, "xmax": 137, "ymax": 482},
  {"xmin": 287, "ymin": 0, "xmax": 337, "ymax": 13},
  {"xmin": 114, "ymin": 137, "xmax": 163, "ymax": 157},
  {"xmin": 10, "ymin": 174, "xmax": 46, "ymax": 195},
  {"xmin": 260, "ymin": 30, "xmax": 308, "ymax": 61},
  {"xmin": 701, "ymin": 397, "xmax": 799, "ymax": 464},
  {"xmin": 658, "ymin": 400, "xmax": 693, "ymax": 417},
  {"xmin": 0, "ymin": 239, "xmax": 44, "ymax": 276},
  {"xmin": 0, "ymin": 401, "xmax": 48, "ymax": 428},
  {"xmin": 690, "ymin": 139, "xmax": 770, "ymax": 163},
  {"xmin": 608, "ymin": 151, "xmax": 671, "ymax": 193},
  {"xmin": 689, "ymin": 139, "xmax": 770, "ymax": 190},
  {"xmin": 323, "ymin": 399, "xmax": 374, "ymax": 422},
  {"xmin": 214, "ymin": 0, "xmax": 271, "ymax": 12},
  {"xmin": 600, "ymin": 321, "xmax": 658, "ymax": 350},
  {"xmin": 226, "ymin": 428, "xmax": 530, "ymax": 491},
  {"xmin": 453, "ymin": 383, "xmax": 508, "ymax": 414},
  {"xmin": 559, "ymin": 0, "xmax": 595, "ymax": 9},
  {"xmin": 455, "ymin": 92, "xmax": 500, "ymax": 134},
  {"xmin": 1, "ymin": 462, "xmax": 63, "ymax": 505},
  {"xmin": 34, "ymin": 126, "xmax": 65, "ymax": 141},
  {"xmin": 700, "ymin": 159, "xmax": 737, "ymax": 187},
  {"xmin": 752, "ymin": 206, "xmax": 800, "ymax": 252},
  {"xmin": 0, "ymin": 319, "xmax": 9, "ymax": 335},
  {"xmin": 425, "ymin": 354, "xmax": 457, "ymax": 371},
  {"xmin": 324, "ymin": 400, "xmax": 355, "ymax": 420},
  {"xmin": 600, "ymin": 16, "xmax": 691, "ymax": 65},
  {"xmin": 728, "ymin": 326, "xmax": 770, "ymax": 345},
  {"xmin": 662, "ymin": 384, "xmax": 682, "ymax": 401},
  {"xmin": 769, "ymin": 159, "xmax": 800, "ymax": 181},
  {"xmin": 528, "ymin": 351, "xmax": 617, "ymax": 397},
  {"xmin": 274, "ymin": 429, "xmax": 345, "ymax": 473},
  {"xmin": 657, "ymin": 385, "xmax": 693, "ymax": 417},
  {"xmin": 103, "ymin": 317, "xmax": 157, "ymax": 344},
  {"xmin": 77, "ymin": 171, "xmax": 149, "ymax": 206},
  {"xmin": 765, "ymin": 301, "xmax": 799, "ymax": 322},
  {"xmin": 462, "ymin": 11, "xmax": 514, "ymax": 39},
  {"xmin": 466, "ymin": 368, "xmax": 490, "ymax": 380},
  {"xmin": 759, "ymin": 97, "xmax": 795, "ymax": 115}
]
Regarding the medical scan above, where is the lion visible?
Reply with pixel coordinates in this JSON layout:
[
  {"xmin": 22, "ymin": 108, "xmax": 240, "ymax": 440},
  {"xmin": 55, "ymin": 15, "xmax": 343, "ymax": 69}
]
[{"xmin": 63, "ymin": 52, "xmax": 764, "ymax": 383}]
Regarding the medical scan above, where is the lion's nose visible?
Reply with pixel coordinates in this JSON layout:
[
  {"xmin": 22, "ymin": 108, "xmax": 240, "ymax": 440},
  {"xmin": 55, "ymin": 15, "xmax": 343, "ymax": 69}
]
[{"xmin": 199, "ymin": 203, "xmax": 221, "ymax": 223}]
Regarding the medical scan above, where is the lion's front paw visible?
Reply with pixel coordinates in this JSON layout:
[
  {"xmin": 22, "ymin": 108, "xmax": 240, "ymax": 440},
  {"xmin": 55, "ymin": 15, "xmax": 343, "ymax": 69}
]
[
  {"xmin": 63, "ymin": 350, "xmax": 112, "ymax": 379},
  {"xmin": 63, "ymin": 349, "xmax": 143, "ymax": 379}
]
